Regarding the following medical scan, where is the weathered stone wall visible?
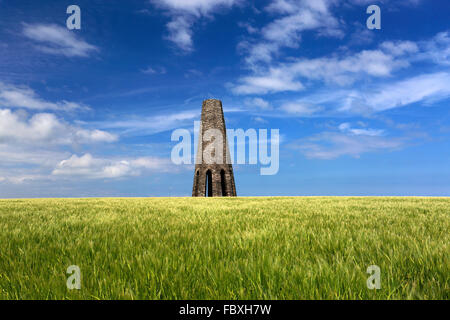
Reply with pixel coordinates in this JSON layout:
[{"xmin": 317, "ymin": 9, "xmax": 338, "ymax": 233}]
[{"xmin": 192, "ymin": 99, "xmax": 237, "ymax": 197}]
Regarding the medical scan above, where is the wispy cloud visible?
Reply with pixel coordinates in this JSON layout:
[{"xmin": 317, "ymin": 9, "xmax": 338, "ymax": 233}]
[
  {"xmin": 90, "ymin": 104, "xmax": 246, "ymax": 137},
  {"xmin": 149, "ymin": 0, "xmax": 241, "ymax": 52},
  {"xmin": 244, "ymin": 97, "xmax": 272, "ymax": 110},
  {"xmin": 292, "ymin": 131, "xmax": 406, "ymax": 159},
  {"xmin": 338, "ymin": 122, "xmax": 385, "ymax": 136},
  {"xmin": 165, "ymin": 16, "xmax": 194, "ymax": 52},
  {"xmin": 240, "ymin": 0, "xmax": 343, "ymax": 66},
  {"xmin": 0, "ymin": 144, "xmax": 69, "ymax": 167},
  {"xmin": 232, "ymin": 30, "xmax": 450, "ymax": 118},
  {"xmin": 95, "ymin": 109, "xmax": 200, "ymax": 136},
  {"xmin": 232, "ymin": 46, "xmax": 411, "ymax": 94},
  {"xmin": 349, "ymin": 0, "xmax": 422, "ymax": 6},
  {"xmin": 340, "ymin": 72, "xmax": 450, "ymax": 113},
  {"xmin": 22, "ymin": 23, "xmax": 98, "ymax": 57},
  {"xmin": 270, "ymin": 71, "xmax": 450, "ymax": 116},
  {"xmin": 279, "ymin": 101, "xmax": 322, "ymax": 116},
  {"xmin": 0, "ymin": 82, "xmax": 89, "ymax": 111},
  {"xmin": 0, "ymin": 112, "xmax": 118, "ymax": 184},
  {"xmin": 0, "ymin": 174, "xmax": 51, "ymax": 185},
  {"xmin": 231, "ymin": 69, "xmax": 304, "ymax": 94},
  {"xmin": 141, "ymin": 66, "xmax": 167, "ymax": 74},
  {"xmin": 416, "ymin": 31, "xmax": 450, "ymax": 66},
  {"xmin": 52, "ymin": 153, "xmax": 175, "ymax": 179},
  {"xmin": 0, "ymin": 108, "xmax": 117, "ymax": 145}
]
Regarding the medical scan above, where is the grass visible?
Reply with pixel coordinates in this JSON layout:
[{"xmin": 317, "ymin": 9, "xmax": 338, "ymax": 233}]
[{"xmin": 0, "ymin": 197, "xmax": 448, "ymax": 300}]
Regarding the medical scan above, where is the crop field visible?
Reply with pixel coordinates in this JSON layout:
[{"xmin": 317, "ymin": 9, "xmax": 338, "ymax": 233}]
[{"xmin": 0, "ymin": 197, "xmax": 448, "ymax": 300}]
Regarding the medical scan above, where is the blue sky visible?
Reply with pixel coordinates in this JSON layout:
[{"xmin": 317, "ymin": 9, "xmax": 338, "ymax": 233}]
[{"xmin": 0, "ymin": 0, "xmax": 449, "ymax": 197}]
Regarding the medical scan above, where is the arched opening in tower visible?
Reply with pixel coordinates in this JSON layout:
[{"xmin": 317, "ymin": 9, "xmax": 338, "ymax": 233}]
[
  {"xmin": 194, "ymin": 170, "xmax": 199, "ymax": 196},
  {"xmin": 205, "ymin": 170, "xmax": 212, "ymax": 197},
  {"xmin": 220, "ymin": 169, "xmax": 227, "ymax": 196}
]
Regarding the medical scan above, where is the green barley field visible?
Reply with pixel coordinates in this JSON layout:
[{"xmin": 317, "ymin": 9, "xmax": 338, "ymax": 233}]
[{"xmin": 0, "ymin": 197, "xmax": 448, "ymax": 300}]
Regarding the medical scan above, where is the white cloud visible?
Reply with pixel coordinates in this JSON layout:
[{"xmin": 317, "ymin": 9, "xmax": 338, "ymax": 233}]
[
  {"xmin": 141, "ymin": 66, "xmax": 167, "ymax": 74},
  {"xmin": 347, "ymin": 22, "xmax": 375, "ymax": 46},
  {"xmin": 0, "ymin": 81, "xmax": 119, "ymax": 187},
  {"xmin": 252, "ymin": 116, "xmax": 267, "ymax": 123},
  {"xmin": 95, "ymin": 109, "xmax": 201, "ymax": 136},
  {"xmin": 291, "ymin": 49, "xmax": 406, "ymax": 82},
  {"xmin": 338, "ymin": 122, "xmax": 384, "ymax": 136},
  {"xmin": 0, "ymin": 143, "xmax": 70, "ymax": 184},
  {"xmin": 279, "ymin": 71, "xmax": 450, "ymax": 116},
  {"xmin": 379, "ymin": 32, "xmax": 450, "ymax": 66},
  {"xmin": 264, "ymin": 0, "xmax": 341, "ymax": 41},
  {"xmin": 0, "ymin": 82, "xmax": 89, "ymax": 111},
  {"xmin": 0, "ymin": 144, "xmax": 69, "ymax": 167},
  {"xmin": 75, "ymin": 129, "xmax": 118, "ymax": 143},
  {"xmin": 242, "ymin": 0, "xmax": 343, "ymax": 65},
  {"xmin": 0, "ymin": 108, "xmax": 117, "ymax": 145},
  {"xmin": 151, "ymin": 0, "xmax": 239, "ymax": 16},
  {"xmin": 341, "ymin": 72, "xmax": 450, "ymax": 113},
  {"xmin": 52, "ymin": 153, "xmax": 174, "ymax": 179},
  {"xmin": 232, "ymin": 48, "xmax": 405, "ymax": 94},
  {"xmin": 232, "ymin": 67, "xmax": 304, "ymax": 94},
  {"xmin": 233, "ymin": 30, "xmax": 450, "ymax": 95},
  {"xmin": 380, "ymin": 40, "xmax": 419, "ymax": 57},
  {"xmin": 293, "ymin": 132, "xmax": 405, "ymax": 159},
  {"xmin": 166, "ymin": 16, "xmax": 194, "ymax": 52},
  {"xmin": 280, "ymin": 102, "xmax": 322, "ymax": 116},
  {"xmin": 150, "ymin": 0, "xmax": 240, "ymax": 51},
  {"xmin": 52, "ymin": 154, "xmax": 131, "ymax": 178},
  {"xmin": 244, "ymin": 97, "xmax": 272, "ymax": 110},
  {"xmin": 239, "ymin": 42, "xmax": 278, "ymax": 66},
  {"xmin": 0, "ymin": 174, "xmax": 49, "ymax": 184},
  {"xmin": 417, "ymin": 31, "xmax": 450, "ymax": 66},
  {"xmin": 238, "ymin": 22, "xmax": 258, "ymax": 34},
  {"xmin": 22, "ymin": 23, "xmax": 98, "ymax": 57},
  {"xmin": 130, "ymin": 157, "xmax": 173, "ymax": 170},
  {"xmin": 349, "ymin": 0, "xmax": 421, "ymax": 6}
]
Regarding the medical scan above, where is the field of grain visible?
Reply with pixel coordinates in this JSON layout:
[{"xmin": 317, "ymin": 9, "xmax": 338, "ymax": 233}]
[{"xmin": 0, "ymin": 197, "xmax": 448, "ymax": 299}]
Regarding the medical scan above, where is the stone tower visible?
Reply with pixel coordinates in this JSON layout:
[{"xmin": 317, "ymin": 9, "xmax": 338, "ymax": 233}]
[{"xmin": 192, "ymin": 99, "xmax": 237, "ymax": 197}]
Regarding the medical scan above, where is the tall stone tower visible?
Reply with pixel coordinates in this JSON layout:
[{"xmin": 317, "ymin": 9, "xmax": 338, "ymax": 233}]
[{"xmin": 192, "ymin": 99, "xmax": 237, "ymax": 197}]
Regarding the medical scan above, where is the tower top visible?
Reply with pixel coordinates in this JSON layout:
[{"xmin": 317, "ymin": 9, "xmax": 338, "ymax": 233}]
[
  {"xmin": 201, "ymin": 99, "xmax": 223, "ymax": 114},
  {"xmin": 203, "ymin": 98, "xmax": 221, "ymax": 103}
]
